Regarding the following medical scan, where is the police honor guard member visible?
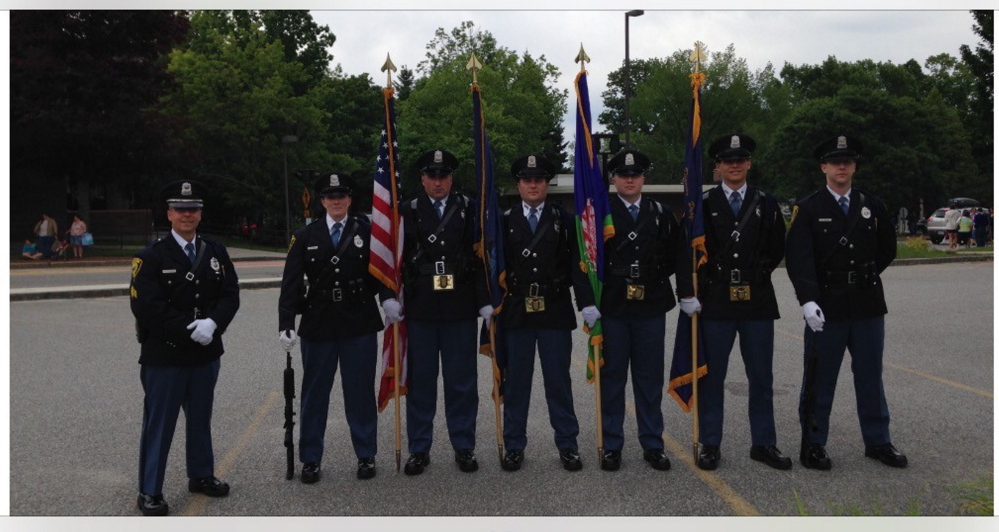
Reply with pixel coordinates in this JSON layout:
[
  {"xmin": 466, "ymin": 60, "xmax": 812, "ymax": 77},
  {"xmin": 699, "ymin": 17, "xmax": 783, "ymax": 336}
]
[
  {"xmin": 677, "ymin": 134, "xmax": 792, "ymax": 471},
  {"xmin": 499, "ymin": 154, "xmax": 585, "ymax": 472},
  {"xmin": 130, "ymin": 180, "xmax": 240, "ymax": 516},
  {"xmin": 785, "ymin": 135, "xmax": 907, "ymax": 470},
  {"xmin": 400, "ymin": 149, "xmax": 492, "ymax": 475},
  {"xmin": 575, "ymin": 150, "xmax": 681, "ymax": 472},
  {"xmin": 278, "ymin": 174, "xmax": 398, "ymax": 483}
]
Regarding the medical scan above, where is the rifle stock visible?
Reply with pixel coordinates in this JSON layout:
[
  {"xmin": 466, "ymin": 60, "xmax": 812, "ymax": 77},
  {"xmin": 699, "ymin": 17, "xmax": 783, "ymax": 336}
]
[{"xmin": 283, "ymin": 351, "xmax": 296, "ymax": 480}]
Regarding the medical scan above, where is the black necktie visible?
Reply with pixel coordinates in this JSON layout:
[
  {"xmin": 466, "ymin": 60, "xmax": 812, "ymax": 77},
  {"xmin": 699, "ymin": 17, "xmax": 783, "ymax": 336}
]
[
  {"xmin": 185, "ymin": 242, "xmax": 196, "ymax": 263},
  {"xmin": 730, "ymin": 193, "xmax": 742, "ymax": 215},
  {"xmin": 330, "ymin": 222, "xmax": 342, "ymax": 247}
]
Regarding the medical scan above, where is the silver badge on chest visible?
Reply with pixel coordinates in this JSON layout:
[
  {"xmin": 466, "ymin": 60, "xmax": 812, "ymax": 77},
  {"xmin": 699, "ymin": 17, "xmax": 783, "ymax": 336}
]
[
  {"xmin": 354, "ymin": 235, "xmax": 363, "ymax": 248},
  {"xmin": 861, "ymin": 206, "xmax": 871, "ymax": 219},
  {"xmin": 210, "ymin": 257, "xmax": 220, "ymax": 272}
]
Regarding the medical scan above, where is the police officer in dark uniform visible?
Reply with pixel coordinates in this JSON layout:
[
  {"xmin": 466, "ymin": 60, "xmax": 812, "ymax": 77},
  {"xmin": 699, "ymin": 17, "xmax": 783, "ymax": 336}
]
[
  {"xmin": 130, "ymin": 180, "xmax": 240, "ymax": 516},
  {"xmin": 576, "ymin": 150, "xmax": 680, "ymax": 472},
  {"xmin": 785, "ymin": 135, "xmax": 907, "ymax": 470},
  {"xmin": 499, "ymin": 153, "xmax": 585, "ymax": 472},
  {"xmin": 278, "ymin": 173, "xmax": 398, "ymax": 483},
  {"xmin": 400, "ymin": 149, "xmax": 491, "ymax": 475},
  {"xmin": 677, "ymin": 134, "xmax": 791, "ymax": 471}
]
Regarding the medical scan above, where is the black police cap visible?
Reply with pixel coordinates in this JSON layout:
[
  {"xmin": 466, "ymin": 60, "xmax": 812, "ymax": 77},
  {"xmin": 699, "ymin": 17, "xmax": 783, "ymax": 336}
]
[
  {"xmin": 708, "ymin": 134, "xmax": 756, "ymax": 161},
  {"xmin": 511, "ymin": 153, "xmax": 558, "ymax": 180},
  {"xmin": 813, "ymin": 135, "xmax": 863, "ymax": 161},
  {"xmin": 417, "ymin": 149, "xmax": 459, "ymax": 177},
  {"xmin": 161, "ymin": 180, "xmax": 206, "ymax": 209},
  {"xmin": 314, "ymin": 172, "xmax": 352, "ymax": 196},
  {"xmin": 607, "ymin": 150, "xmax": 650, "ymax": 176}
]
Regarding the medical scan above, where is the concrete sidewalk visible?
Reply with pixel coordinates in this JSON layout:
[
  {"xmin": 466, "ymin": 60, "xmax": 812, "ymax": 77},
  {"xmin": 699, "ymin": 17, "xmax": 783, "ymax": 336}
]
[{"xmin": 9, "ymin": 245, "xmax": 287, "ymax": 270}]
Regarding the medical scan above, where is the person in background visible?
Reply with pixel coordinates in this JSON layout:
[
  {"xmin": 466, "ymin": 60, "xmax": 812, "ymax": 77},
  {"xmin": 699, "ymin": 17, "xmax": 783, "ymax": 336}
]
[
  {"xmin": 69, "ymin": 214, "xmax": 88, "ymax": 259},
  {"xmin": 957, "ymin": 210, "xmax": 973, "ymax": 249},
  {"xmin": 33, "ymin": 213, "xmax": 58, "ymax": 259},
  {"xmin": 943, "ymin": 202, "xmax": 962, "ymax": 250},
  {"xmin": 21, "ymin": 239, "xmax": 43, "ymax": 260},
  {"xmin": 972, "ymin": 208, "xmax": 989, "ymax": 248}
]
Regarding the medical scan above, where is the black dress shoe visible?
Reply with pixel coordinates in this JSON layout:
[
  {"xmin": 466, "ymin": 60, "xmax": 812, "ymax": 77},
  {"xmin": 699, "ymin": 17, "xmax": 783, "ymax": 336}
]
[
  {"xmin": 601, "ymin": 450, "xmax": 621, "ymax": 471},
  {"xmin": 643, "ymin": 448, "xmax": 672, "ymax": 471},
  {"xmin": 750, "ymin": 445, "xmax": 793, "ymax": 470},
  {"xmin": 455, "ymin": 449, "xmax": 479, "ymax": 472},
  {"xmin": 558, "ymin": 448, "xmax": 583, "ymax": 471},
  {"xmin": 357, "ymin": 457, "xmax": 376, "ymax": 479},
  {"xmin": 301, "ymin": 462, "xmax": 321, "ymax": 484},
  {"xmin": 501, "ymin": 450, "xmax": 524, "ymax": 472},
  {"xmin": 187, "ymin": 476, "xmax": 230, "ymax": 497},
  {"xmin": 136, "ymin": 493, "xmax": 169, "ymax": 516},
  {"xmin": 697, "ymin": 444, "xmax": 720, "ymax": 471},
  {"xmin": 799, "ymin": 442, "xmax": 832, "ymax": 470},
  {"xmin": 404, "ymin": 453, "xmax": 430, "ymax": 476},
  {"xmin": 865, "ymin": 443, "xmax": 908, "ymax": 468}
]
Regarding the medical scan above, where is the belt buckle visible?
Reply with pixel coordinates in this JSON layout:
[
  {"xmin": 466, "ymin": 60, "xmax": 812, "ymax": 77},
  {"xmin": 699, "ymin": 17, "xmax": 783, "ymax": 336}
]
[
  {"xmin": 626, "ymin": 284, "xmax": 645, "ymax": 300},
  {"xmin": 332, "ymin": 288, "xmax": 343, "ymax": 302},
  {"xmin": 435, "ymin": 261, "xmax": 446, "ymax": 275},
  {"xmin": 192, "ymin": 307, "xmax": 201, "ymax": 319},
  {"xmin": 529, "ymin": 283, "xmax": 540, "ymax": 297},
  {"xmin": 432, "ymin": 274, "xmax": 454, "ymax": 291},
  {"xmin": 729, "ymin": 285, "xmax": 751, "ymax": 301},
  {"xmin": 525, "ymin": 296, "xmax": 545, "ymax": 313},
  {"xmin": 730, "ymin": 269, "xmax": 742, "ymax": 284},
  {"xmin": 847, "ymin": 271, "xmax": 857, "ymax": 284},
  {"xmin": 630, "ymin": 264, "xmax": 640, "ymax": 278}
]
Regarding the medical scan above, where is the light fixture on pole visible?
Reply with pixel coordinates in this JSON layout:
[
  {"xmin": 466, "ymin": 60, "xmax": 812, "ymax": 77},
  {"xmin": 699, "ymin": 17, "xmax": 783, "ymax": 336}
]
[
  {"xmin": 282, "ymin": 134, "xmax": 298, "ymax": 246},
  {"xmin": 624, "ymin": 9, "xmax": 644, "ymax": 148}
]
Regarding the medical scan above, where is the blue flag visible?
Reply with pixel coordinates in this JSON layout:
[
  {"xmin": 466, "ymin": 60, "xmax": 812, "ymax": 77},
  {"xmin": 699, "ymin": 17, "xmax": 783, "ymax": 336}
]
[
  {"xmin": 471, "ymin": 82, "xmax": 507, "ymax": 402},
  {"xmin": 668, "ymin": 71, "xmax": 709, "ymax": 412}
]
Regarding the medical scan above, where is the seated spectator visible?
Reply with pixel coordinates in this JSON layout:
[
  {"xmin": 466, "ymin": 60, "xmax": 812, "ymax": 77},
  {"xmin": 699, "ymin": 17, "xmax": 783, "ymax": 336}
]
[{"xmin": 22, "ymin": 239, "xmax": 43, "ymax": 260}]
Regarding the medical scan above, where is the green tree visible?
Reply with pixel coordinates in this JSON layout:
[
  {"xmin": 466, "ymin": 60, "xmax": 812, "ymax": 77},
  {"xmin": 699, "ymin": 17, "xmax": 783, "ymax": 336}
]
[
  {"xmin": 397, "ymin": 22, "xmax": 568, "ymax": 194},
  {"xmin": 959, "ymin": 10, "xmax": 993, "ymax": 205},
  {"xmin": 10, "ymin": 10, "xmax": 189, "ymax": 219}
]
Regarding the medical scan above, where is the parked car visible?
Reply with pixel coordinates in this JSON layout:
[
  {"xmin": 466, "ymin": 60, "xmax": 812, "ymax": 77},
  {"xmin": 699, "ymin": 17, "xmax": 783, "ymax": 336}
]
[{"xmin": 924, "ymin": 200, "xmax": 987, "ymax": 244}]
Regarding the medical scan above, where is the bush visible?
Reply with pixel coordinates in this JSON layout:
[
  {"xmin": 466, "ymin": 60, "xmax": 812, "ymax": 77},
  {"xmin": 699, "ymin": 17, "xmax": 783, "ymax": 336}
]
[{"xmin": 905, "ymin": 236, "xmax": 931, "ymax": 252}]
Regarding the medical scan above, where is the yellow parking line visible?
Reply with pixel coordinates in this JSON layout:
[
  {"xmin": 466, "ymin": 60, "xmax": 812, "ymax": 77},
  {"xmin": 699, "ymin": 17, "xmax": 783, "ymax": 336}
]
[
  {"xmin": 775, "ymin": 327, "xmax": 993, "ymax": 398},
  {"xmin": 180, "ymin": 390, "xmax": 281, "ymax": 516}
]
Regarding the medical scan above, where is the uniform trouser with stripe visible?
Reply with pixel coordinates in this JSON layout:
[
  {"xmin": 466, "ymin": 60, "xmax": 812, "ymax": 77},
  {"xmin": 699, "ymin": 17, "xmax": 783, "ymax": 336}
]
[
  {"xmin": 406, "ymin": 318, "xmax": 479, "ymax": 453},
  {"xmin": 600, "ymin": 314, "xmax": 666, "ymax": 452},
  {"xmin": 139, "ymin": 359, "xmax": 220, "ymax": 496},
  {"xmin": 502, "ymin": 327, "xmax": 579, "ymax": 451},
  {"xmin": 799, "ymin": 316, "xmax": 891, "ymax": 446},
  {"xmin": 697, "ymin": 318, "xmax": 777, "ymax": 447},
  {"xmin": 299, "ymin": 334, "xmax": 378, "ymax": 463}
]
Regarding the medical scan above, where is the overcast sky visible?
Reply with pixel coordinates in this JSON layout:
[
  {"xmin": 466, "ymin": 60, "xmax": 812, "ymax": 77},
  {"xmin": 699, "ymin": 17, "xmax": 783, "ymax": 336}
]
[{"xmin": 310, "ymin": 8, "xmax": 980, "ymax": 137}]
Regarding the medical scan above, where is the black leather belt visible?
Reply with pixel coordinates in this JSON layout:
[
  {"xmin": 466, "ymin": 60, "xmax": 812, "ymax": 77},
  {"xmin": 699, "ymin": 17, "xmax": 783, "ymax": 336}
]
[
  {"xmin": 718, "ymin": 268, "xmax": 757, "ymax": 284},
  {"xmin": 610, "ymin": 264, "xmax": 650, "ymax": 279},
  {"xmin": 311, "ymin": 288, "xmax": 346, "ymax": 302},
  {"xmin": 507, "ymin": 282, "xmax": 565, "ymax": 297},
  {"xmin": 417, "ymin": 261, "xmax": 456, "ymax": 276},
  {"xmin": 821, "ymin": 269, "xmax": 864, "ymax": 285}
]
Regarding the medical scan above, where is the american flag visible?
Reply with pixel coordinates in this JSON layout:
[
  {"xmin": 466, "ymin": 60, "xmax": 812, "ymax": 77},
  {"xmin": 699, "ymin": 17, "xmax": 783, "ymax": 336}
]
[{"xmin": 369, "ymin": 86, "xmax": 407, "ymax": 412}]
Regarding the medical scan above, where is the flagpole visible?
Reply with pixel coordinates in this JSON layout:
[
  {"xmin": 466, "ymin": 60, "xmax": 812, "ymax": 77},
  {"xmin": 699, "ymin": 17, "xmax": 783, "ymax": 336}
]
[
  {"xmin": 488, "ymin": 320, "xmax": 504, "ymax": 463},
  {"xmin": 594, "ymin": 341, "xmax": 604, "ymax": 462},
  {"xmin": 688, "ymin": 41, "xmax": 707, "ymax": 462}
]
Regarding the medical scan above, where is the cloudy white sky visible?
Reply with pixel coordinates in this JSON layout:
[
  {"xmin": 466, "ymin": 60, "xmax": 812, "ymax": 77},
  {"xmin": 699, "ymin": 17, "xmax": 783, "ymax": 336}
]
[{"xmin": 310, "ymin": 6, "xmax": 981, "ymax": 136}]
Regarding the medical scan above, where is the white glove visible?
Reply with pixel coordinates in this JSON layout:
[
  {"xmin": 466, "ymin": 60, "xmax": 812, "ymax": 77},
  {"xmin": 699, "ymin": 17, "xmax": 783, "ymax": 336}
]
[
  {"xmin": 382, "ymin": 298, "xmax": 404, "ymax": 324},
  {"xmin": 187, "ymin": 318, "xmax": 217, "ymax": 346},
  {"xmin": 479, "ymin": 305, "xmax": 495, "ymax": 324},
  {"xmin": 802, "ymin": 301, "xmax": 825, "ymax": 332},
  {"xmin": 279, "ymin": 329, "xmax": 298, "ymax": 351},
  {"xmin": 679, "ymin": 297, "xmax": 702, "ymax": 317},
  {"xmin": 581, "ymin": 305, "xmax": 601, "ymax": 328}
]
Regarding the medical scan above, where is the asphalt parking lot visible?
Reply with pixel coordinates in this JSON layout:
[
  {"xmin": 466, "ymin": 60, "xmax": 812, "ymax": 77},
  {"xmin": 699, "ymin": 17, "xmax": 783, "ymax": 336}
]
[{"xmin": 6, "ymin": 261, "xmax": 994, "ymax": 518}]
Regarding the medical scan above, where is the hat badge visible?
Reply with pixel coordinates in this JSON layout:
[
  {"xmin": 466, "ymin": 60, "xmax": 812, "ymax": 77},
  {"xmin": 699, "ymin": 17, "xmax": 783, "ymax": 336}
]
[
  {"xmin": 625, "ymin": 153, "xmax": 635, "ymax": 166},
  {"xmin": 730, "ymin": 135, "xmax": 741, "ymax": 149},
  {"xmin": 527, "ymin": 155, "xmax": 537, "ymax": 168},
  {"xmin": 434, "ymin": 150, "xmax": 443, "ymax": 163},
  {"xmin": 329, "ymin": 174, "xmax": 340, "ymax": 187},
  {"xmin": 837, "ymin": 136, "xmax": 848, "ymax": 149},
  {"xmin": 181, "ymin": 182, "xmax": 192, "ymax": 196}
]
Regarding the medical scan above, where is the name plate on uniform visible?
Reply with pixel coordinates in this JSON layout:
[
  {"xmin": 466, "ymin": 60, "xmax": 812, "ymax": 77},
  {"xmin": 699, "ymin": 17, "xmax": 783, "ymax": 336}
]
[
  {"xmin": 729, "ymin": 285, "xmax": 751, "ymax": 301},
  {"xmin": 626, "ymin": 284, "xmax": 646, "ymax": 300},
  {"xmin": 433, "ymin": 274, "xmax": 455, "ymax": 291}
]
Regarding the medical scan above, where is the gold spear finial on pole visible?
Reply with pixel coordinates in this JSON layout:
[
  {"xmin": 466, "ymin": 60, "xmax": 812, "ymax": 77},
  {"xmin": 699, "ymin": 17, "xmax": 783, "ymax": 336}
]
[
  {"xmin": 466, "ymin": 52, "xmax": 483, "ymax": 84},
  {"xmin": 381, "ymin": 52, "xmax": 398, "ymax": 89},
  {"xmin": 575, "ymin": 43, "xmax": 591, "ymax": 72},
  {"xmin": 690, "ymin": 41, "xmax": 707, "ymax": 73}
]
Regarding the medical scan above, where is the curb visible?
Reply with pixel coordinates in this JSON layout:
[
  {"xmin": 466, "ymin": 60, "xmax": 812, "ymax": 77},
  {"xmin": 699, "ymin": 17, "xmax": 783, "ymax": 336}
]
[{"xmin": 10, "ymin": 278, "xmax": 283, "ymax": 302}]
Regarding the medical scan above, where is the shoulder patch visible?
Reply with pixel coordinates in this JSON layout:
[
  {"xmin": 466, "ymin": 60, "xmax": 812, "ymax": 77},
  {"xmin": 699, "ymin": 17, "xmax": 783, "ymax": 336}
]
[
  {"xmin": 131, "ymin": 257, "xmax": 143, "ymax": 280},
  {"xmin": 790, "ymin": 205, "xmax": 799, "ymax": 226},
  {"xmin": 288, "ymin": 234, "xmax": 297, "ymax": 252}
]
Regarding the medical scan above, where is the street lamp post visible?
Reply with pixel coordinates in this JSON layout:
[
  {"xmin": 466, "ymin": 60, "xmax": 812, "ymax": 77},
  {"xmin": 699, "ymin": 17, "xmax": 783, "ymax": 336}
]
[
  {"xmin": 282, "ymin": 134, "xmax": 298, "ymax": 246},
  {"xmin": 624, "ymin": 9, "xmax": 644, "ymax": 148}
]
